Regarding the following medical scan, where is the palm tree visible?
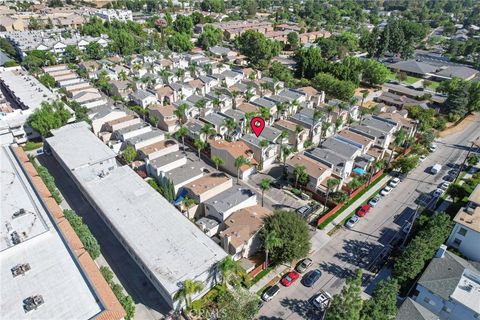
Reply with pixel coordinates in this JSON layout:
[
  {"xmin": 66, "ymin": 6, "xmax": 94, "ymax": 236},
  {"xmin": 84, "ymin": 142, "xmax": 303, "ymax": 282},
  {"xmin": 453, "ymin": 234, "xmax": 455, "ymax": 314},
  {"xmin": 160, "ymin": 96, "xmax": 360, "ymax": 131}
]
[
  {"xmin": 368, "ymin": 159, "xmax": 386, "ymax": 185},
  {"xmin": 234, "ymin": 156, "xmax": 250, "ymax": 184},
  {"xmin": 387, "ymin": 128, "xmax": 406, "ymax": 167},
  {"xmin": 360, "ymin": 90, "xmax": 368, "ymax": 108},
  {"xmin": 223, "ymin": 118, "xmax": 236, "ymax": 139},
  {"xmin": 281, "ymin": 146, "xmax": 292, "ymax": 172},
  {"xmin": 244, "ymin": 91, "xmax": 254, "ymax": 101},
  {"xmin": 245, "ymin": 112, "xmax": 256, "ymax": 133},
  {"xmin": 259, "ymin": 107, "xmax": 270, "ymax": 121},
  {"xmin": 175, "ymin": 68, "xmax": 185, "ymax": 82},
  {"xmin": 174, "ymin": 103, "xmax": 188, "ymax": 124},
  {"xmin": 293, "ymin": 164, "xmax": 307, "ymax": 187},
  {"xmin": 193, "ymin": 138, "xmax": 206, "ymax": 158},
  {"xmin": 218, "ymin": 256, "xmax": 246, "ymax": 287},
  {"xmin": 320, "ymin": 121, "xmax": 331, "ymax": 147},
  {"xmin": 325, "ymin": 104, "xmax": 335, "ymax": 120},
  {"xmin": 278, "ymin": 130, "xmax": 289, "ymax": 162},
  {"xmin": 324, "ymin": 178, "xmax": 340, "ymax": 211},
  {"xmin": 176, "ymin": 127, "xmax": 188, "ymax": 152},
  {"xmin": 359, "ymin": 107, "xmax": 370, "ymax": 125},
  {"xmin": 334, "ymin": 117, "xmax": 343, "ymax": 133},
  {"xmin": 231, "ymin": 90, "xmax": 240, "ymax": 109},
  {"xmin": 212, "ymin": 155, "xmax": 224, "ymax": 170},
  {"xmin": 311, "ymin": 109, "xmax": 323, "ymax": 139},
  {"xmin": 259, "ymin": 178, "xmax": 271, "ymax": 207},
  {"xmin": 264, "ymin": 230, "xmax": 282, "ymax": 268},
  {"xmin": 212, "ymin": 96, "xmax": 222, "ymax": 111},
  {"xmin": 259, "ymin": 139, "xmax": 269, "ymax": 170},
  {"xmin": 188, "ymin": 62, "xmax": 198, "ymax": 78},
  {"xmin": 337, "ymin": 101, "xmax": 348, "ymax": 114},
  {"xmin": 173, "ymin": 279, "xmax": 204, "ymax": 309},
  {"xmin": 346, "ymin": 177, "xmax": 363, "ymax": 196},
  {"xmin": 194, "ymin": 98, "xmax": 207, "ymax": 116},
  {"xmin": 200, "ymin": 123, "xmax": 216, "ymax": 140},
  {"xmin": 160, "ymin": 69, "xmax": 171, "ymax": 84}
]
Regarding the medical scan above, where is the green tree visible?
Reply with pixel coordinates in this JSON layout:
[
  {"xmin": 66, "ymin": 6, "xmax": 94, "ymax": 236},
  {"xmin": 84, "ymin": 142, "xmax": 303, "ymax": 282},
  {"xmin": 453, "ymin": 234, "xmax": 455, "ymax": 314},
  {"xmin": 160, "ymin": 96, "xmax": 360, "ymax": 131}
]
[
  {"xmin": 218, "ymin": 256, "xmax": 246, "ymax": 286},
  {"xmin": 167, "ymin": 32, "xmax": 193, "ymax": 52},
  {"xmin": 122, "ymin": 146, "xmax": 137, "ymax": 163},
  {"xmin": 173, "ymin": 15, "xmax": 194, "ymax": 35},
  {"xmin": 324, "ymin": 178, "xmax": 340, "ymax": 209},
  {"xmin": 260, "ymin": 210, "xmax": 311, "ymax": 265},
  {"xmin": 259, "ymin": 178, "xmax": 271, "ymax": 207},
  {"xmin": 175, "ymin": 126, "xmax": 189, "ymax": 152},
  {"xmin": 235, "ymin": 29, "xmax": 282, "ymax": 69},
  {"xmin": 287, "ymin": 31, "xmax": 299, "ymax": 50},
  {"xmin": 217, "ymin": 287, "xmax": 259, "ymax": 320},
  {"xmin": 63, "ymin": 209, "xmax": 101, "ymax": 259},
  {"xmin": 193, "ymin": 138, "xmax": 207, "ymax": 158},
  {"xmin": 63, "ymin": 45, "xmax": 82, "ymax": 63},
  {"xmin": 234, "ymin": 155, "xmax": 250, "ymax": 184},
  {"xmin": 293, "ymin": 164, "xmax": 308, "ymax": 187},
  {"xmin": 173, "ymin": 279, "xmax": 205, "ymax": 309},
  {"xmin": 281, "ymin": 145, "xmax": 292, "ymax": 172},
  {"xmin": 28, "ymin": 17, "xmax": 42, "ymax": 30},
  {"xmin": 362, "ymin": 59, "xmax": 389, "ymax": 86},
  {"xmin": 212, "ymin": 155, "xmax": 224, "ymax": 170},
  {"xmin": 393, "ymin": 155, "xmax": 419, "ymax": 174},
  {"xmin": 393, "ymin": 212, "xmax": 452, "ymax": 287},
  {"xmin": 467, "ymin": 154, "xmax": 480, "ymax": 167},
  {"xmin": 200, "ymin": 0, "xmax": 225, "ymax": 12},
  {"xmin": 27, "ymin": 101, "xmax": 71, "ymax": 136},
  {"xmin": 197, "ymin": 25, "xmax": 223, "ymax": 50},
  {"xmin": 360, "ymin": 279, "xmax": 399, "ymax": 320},
  {"xmin": 86, "ymin": 42, "xmax": 105, "ymax": 60},
  {"xmin": 263, "ymin": 230, "xmax": 282, "ymax": 268},
  {"xmin": 326, "ymin": 269, "xmax": 363, "ymax": 320},
  {"xmin": 312, "ymin": 72, "xmax": 356, "ymax": 101},
  {"xmin": 39, "ymin": 73, "xmax": 56, "ymax": 89}
]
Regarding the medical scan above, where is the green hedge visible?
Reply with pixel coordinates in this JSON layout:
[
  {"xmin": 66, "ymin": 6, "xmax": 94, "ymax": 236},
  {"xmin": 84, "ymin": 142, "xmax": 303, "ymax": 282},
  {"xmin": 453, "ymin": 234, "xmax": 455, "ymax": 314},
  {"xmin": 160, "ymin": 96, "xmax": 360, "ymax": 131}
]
[
  {"xmin": 100, "ymin": 266, "xmax": 136, "ymax": 320},
  {"xmin": 63, "ymin": 209, "xmax": 101, "ymax": 259},
  {"xmin": 33, "ymin": 163, "xmax": 62, "ymax": 204},
  {"xmin": 23, "ymin": 141, "xmax": 43, "ymax": 151},
  {"xmin": 318, "ymin": 173, "xmax": 387, "ymax": 229}
]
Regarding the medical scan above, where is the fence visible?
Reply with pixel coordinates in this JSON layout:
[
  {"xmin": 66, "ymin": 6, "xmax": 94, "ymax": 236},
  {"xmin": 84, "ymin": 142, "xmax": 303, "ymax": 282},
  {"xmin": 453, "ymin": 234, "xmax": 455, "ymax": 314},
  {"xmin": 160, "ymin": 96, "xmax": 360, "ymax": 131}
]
[{"xmin": 316, "ymin": 169, "xmax": 385, "ymax": 226}]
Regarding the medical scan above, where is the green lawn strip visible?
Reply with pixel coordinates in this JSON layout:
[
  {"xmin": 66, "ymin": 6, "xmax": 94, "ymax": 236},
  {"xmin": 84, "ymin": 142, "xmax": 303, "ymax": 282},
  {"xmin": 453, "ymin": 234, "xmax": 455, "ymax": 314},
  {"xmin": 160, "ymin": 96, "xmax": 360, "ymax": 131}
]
[
  {"xmin": 22, "ymin": 141, "xmax": 43, "ymax": 151},
  {"xmin": 251, "ymin": 266, "xmax": 273, "ymax": 285},
  {"xmin": 318, "ymin": 173, "xmax": 388, "ymax": 230},
  {"xmin": 426, "ymin": 81, "xmax": 440, "ymax": 91}
]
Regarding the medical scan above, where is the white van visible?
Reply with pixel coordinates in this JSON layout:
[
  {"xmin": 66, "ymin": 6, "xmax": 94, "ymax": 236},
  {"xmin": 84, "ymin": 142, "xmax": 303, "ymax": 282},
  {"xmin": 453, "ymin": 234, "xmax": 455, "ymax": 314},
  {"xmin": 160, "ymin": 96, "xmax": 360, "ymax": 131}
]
[{"xmin": 431, "ymin": 163, "xmax": 442, "ymax": 174}]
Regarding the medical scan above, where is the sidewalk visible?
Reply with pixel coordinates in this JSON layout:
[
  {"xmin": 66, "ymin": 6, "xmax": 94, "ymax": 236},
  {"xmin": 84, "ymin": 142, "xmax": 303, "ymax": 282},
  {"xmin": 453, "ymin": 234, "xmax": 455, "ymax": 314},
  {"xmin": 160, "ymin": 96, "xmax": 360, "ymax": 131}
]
[
  {"xmin": 249, "ymin": 265, "xmax": 286, "ymax": 294},
  {"xmin": 322, "ymin": 175, "xmax": 391, "ymax": 233}
]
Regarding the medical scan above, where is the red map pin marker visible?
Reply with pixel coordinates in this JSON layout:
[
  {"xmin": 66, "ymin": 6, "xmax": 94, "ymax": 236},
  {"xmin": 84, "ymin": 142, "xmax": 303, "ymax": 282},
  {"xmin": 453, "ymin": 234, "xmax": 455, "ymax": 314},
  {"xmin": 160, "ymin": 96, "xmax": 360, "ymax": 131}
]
[{"xmin": 250, "ymin": 117, "xmax": 265, "ymax": 137}]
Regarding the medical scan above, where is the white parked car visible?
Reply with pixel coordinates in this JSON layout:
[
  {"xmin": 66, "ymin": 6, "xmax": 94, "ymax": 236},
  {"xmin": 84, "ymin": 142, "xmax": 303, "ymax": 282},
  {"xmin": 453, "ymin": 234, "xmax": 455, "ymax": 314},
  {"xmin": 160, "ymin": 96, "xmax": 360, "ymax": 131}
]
[
  {"xmin": 429, "ymin": 145, "xmax": 438, "ymax": 152},
  {"xmin": 368, "ymin": 195, "xmax": 381, "ymax": 207},
  {"xmin": 380, "ymin": 186, "xmax": 393, "ymax": 196},
  {"xmin": 345, "ymin": 215, "xmax": 360, "ymax": 229},
  {"xmin": 433, "ymin": 188, "xmax": 444, "ymax": 198},
  {"xmin": 419, "ymin": 155, "xmax": 427, "ymax": 162},
  {"xmin": 439, "ymin": 181, "xmax": 451, "ymax": 191},
  {"xmin": 389, "ymin": 177, "xmax": 400, "ymax": 188}
]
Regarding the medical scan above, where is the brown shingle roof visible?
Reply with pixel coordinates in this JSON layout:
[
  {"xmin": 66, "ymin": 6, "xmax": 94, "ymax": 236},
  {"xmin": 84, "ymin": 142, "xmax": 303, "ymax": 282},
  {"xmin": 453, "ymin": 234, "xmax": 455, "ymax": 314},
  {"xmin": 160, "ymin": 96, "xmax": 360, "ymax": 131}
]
[{"xmin": 287, "ymin": 153, "xmax": 329, "ymax": 179}]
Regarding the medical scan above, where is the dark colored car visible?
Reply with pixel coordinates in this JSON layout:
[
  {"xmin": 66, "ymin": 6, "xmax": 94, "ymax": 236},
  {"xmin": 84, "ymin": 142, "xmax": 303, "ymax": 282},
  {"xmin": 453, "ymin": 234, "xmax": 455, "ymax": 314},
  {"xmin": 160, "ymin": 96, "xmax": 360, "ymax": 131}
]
[{"xmin": 301, "ymin": 269, "xmax": 322, "ymax": 287}]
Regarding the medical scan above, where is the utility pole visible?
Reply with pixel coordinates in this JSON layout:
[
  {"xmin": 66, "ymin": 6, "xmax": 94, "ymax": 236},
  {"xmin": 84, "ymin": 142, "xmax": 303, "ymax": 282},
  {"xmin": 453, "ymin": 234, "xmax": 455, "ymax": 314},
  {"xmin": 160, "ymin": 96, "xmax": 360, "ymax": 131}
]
[{"xmin": 454, "ymin": 137, "xmax": 480, "ymax": 184}]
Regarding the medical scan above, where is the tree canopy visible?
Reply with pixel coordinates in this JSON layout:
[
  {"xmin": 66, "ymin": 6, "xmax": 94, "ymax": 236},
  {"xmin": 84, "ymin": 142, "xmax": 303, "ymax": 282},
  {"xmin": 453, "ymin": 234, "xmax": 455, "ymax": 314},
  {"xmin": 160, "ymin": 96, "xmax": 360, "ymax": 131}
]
[
  {"xmin": 235, "ymin": 30, "xmax": 282, "ymax": 69},
  {"xmin": 27, "ymin": 101, "xmax": 71, "ymax": 136},
  {"xmin": 260, "ymin": 210, "xmax": 310, "ymax": 265}
]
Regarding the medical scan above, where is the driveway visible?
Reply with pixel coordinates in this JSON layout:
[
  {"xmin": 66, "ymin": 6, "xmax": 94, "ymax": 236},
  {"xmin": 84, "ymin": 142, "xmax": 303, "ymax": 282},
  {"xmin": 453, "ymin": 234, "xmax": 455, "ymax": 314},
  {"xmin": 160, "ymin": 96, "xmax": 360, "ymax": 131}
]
[{"xmin": 257, "ymin": 114, "xmax": 480, "ymax": 319}]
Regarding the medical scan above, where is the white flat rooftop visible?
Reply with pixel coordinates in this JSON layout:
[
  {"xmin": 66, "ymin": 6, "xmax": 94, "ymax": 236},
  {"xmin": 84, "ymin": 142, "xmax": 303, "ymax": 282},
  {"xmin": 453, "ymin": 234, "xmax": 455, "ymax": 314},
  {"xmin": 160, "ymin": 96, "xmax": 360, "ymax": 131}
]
[
  {"xmin": 48, "ymin": 122, "xmax": 117, "ymax": 170},
  {"xmin": 0, "ymin": 146, "xmax": 102, "ymax": 320},
  {"xmin": 78, "ymin": 165, "xmax": 227, "ymax": 296},
  {"xmin": 451, "ymin": 271, "xmax": 480, "ymax": 313}
]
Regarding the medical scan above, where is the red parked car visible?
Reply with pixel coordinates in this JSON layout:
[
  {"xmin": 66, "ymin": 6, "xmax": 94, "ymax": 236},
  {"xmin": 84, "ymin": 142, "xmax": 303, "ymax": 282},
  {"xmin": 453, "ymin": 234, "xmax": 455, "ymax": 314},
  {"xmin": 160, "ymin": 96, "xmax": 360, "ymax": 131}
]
[
  {"xmin": 281, "ymin": 271, "xmax": 300, "ymax": 287},
  {"xmin": 357, "ymin": 204, "xmax": 371, "ymax": 217}
]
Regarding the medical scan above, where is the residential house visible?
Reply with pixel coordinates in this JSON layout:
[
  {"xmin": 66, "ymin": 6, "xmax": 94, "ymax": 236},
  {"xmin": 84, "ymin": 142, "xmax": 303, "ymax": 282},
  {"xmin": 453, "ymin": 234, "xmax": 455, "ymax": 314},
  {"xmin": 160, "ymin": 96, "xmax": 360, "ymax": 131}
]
[
  {"xmin": 209, "ymin": 140, "xmax": 258, "ymax": 180},
  {"xmin": 289, "ymin": 108, "xmax": 323, "ymax": 145},
  {"xmin": 109, "ymin": 80, "xmax": 132, "ymax": 99},
  {"xmin": 209, "ymin": 46, "xmax": 237, "ymax": 58},
  {"xmin": 376, "ymin": 111, "xmax": 418, "ymax": 139},
  {"xmin": 274, "ymin": 119, "xmax": 310, "ymax": 151},
  {"xmin": 337, "ymin": 130, "xmax": 374, "ymax": 154},
  {"xmin": 200, "ymin": 113, "xmax": 229, "ymax": 137},
  {"xmin": 148, "ymin": 104, "xmax": 180, "ymax": 133},
  {"xmin": 204, "ymin": 187, "xmax": 257, "ymax": 222},
  {"xmin": 387, "ymin": 60, "xmax": 438, "ymax": 78},
  {"xmin": 219, "ymin": 205, "xmax": 272, "ymax": 260},
  {"xmin": 242, "ymin": 133, "xmax": 278, "ymax": 170},
  {"xmin": 198, "ymin": 76, "xmax": 219, "ymax": 94},
  {"xmin": 206, "ymin": 92, "xmax": 233, "ymax": 112},
  {"xmin": 125, "ymin": 128, "xmax": 165, "ymax": 150},
  {"xmin": 434, "ymin": 66, "xmax": 479, "ymax": 81},
  {"xmin": 147, "ymin": 151, "xmax": 186, "ymax": 179},
  {"xmin": 91, "ymin": 109, "xmax": 128, "ymax": 136},
  {"xmin": 409, "ymin": 246, "xmax": 480, "ymax": 320},
  {"xmin": 286, "ymin": 153, "xmax": 332, "ymax": 193},
  {"xmin": 137, "ymin": 139, "xmax": 179, "ymax": 160},
  {"xmin": 396, "ymin": 298, "xmax": 439, "ymax": 320},
  {"xmin": 305, "ymin": 148, "xmax": 353, "ymax": 180},
  {"xmin": 112, "ymin": 123, "xmax": 151, "ymax": 142},
  {"xmin": 129, "ymin": 89, "xmax": 157, "ymax": 108},
  {"xmin": 351, "ymin": 116, "xmax": 397, "ymax": 150},
  {"xmin": 185, "ymin": 119, "xmax": 206, "ymax": 141},
  {"xmin": 221, "ymin": 108, "xmax": 245, "ymax": 138},
  {"xmin": 259, "ymin": 126, "xmax": 284, "ymax": 145},
  {"xmin": 156, "ymin": 86, "xmax": 174, "ymax": 105},
  {"xmin": 251, "ymin": 97, "xmax": 277, "ymax": 122},
  {"xmin": 161, "ymin": 158, "xmax": 205, "ymax": 194},
  {"xmin": 170, "ymin": 83, "xmax": 194, "ymax": 101},
  {"xmin": 447, "ymin": 184, "xmax": 480, "ymax": 261}
]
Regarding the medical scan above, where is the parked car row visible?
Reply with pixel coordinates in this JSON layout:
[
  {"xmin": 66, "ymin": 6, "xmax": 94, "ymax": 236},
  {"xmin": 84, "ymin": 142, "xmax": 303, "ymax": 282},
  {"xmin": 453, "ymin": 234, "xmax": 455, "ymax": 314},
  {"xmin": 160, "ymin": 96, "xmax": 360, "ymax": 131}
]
[
  {"xmin": 346, "ymin": 176, "xmax": 402, "ymax": 230},
  {"xmin": 261, "ymin": 257, "xmax": 325, "ymax": 303}
]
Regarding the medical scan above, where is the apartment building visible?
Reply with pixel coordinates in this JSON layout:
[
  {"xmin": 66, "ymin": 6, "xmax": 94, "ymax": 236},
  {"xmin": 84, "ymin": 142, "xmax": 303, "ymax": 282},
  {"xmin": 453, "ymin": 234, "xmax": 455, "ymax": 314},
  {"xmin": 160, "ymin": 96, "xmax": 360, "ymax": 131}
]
[{"xmin": 209, "ymin": 140, "xmax": 258, "ymax": 180}]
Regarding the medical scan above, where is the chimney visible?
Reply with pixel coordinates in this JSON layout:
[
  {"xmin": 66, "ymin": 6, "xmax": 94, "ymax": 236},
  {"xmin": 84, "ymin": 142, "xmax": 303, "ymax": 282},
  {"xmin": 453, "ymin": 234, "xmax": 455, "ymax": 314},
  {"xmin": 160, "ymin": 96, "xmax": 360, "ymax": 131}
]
[{"xmin": 436, "ymin": 244, "xmax": 447, "ymax": 258}]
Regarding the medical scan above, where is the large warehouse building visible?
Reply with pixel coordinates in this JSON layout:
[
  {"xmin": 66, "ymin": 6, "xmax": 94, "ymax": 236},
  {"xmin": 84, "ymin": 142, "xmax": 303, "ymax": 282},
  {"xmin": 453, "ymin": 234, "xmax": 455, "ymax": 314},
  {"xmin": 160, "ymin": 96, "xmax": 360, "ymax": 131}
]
[{"xmin": 45, "ymin": 122, "xmax": 227, "ymax": 308}]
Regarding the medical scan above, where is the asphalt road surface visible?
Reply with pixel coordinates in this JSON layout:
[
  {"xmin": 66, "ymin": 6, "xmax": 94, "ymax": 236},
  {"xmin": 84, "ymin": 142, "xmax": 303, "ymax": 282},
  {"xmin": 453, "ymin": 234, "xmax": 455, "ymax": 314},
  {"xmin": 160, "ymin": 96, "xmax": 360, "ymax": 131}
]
[{"xmin": 257, "ymin": 114, "xmax": 480, "ymax": 320}]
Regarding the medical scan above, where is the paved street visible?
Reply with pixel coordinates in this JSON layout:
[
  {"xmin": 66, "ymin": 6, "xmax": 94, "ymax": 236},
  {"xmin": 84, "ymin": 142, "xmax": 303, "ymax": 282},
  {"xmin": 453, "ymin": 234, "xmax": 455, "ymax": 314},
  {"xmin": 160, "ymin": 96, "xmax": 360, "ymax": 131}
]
[{"xmin": 257, "ymin": 114, "xmax": 480, "ymax": 320}]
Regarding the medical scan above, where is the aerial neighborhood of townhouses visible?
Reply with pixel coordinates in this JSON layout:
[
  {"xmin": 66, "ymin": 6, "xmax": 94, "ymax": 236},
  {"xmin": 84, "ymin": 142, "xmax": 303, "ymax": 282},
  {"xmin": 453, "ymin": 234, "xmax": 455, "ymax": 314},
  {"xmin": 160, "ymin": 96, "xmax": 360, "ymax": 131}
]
[{"xmin": 1, "ymin": 1, "xmax": 480, "ymax": 320}]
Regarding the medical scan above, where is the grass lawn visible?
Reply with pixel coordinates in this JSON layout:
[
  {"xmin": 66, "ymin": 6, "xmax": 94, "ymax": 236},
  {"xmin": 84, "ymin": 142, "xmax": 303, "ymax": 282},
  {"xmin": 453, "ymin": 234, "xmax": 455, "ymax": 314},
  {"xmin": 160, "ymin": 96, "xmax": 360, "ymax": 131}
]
[
  {"xmin": 386, "ymin": 72, "xmax": 421, "ymax": 85},
  {"xmin": 318, "ymin": 173, "xmax": 388, "ymax": 230},
  {"xmin": 425, "ymin": 81, "xmax": 440, "ymax": 91}
]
